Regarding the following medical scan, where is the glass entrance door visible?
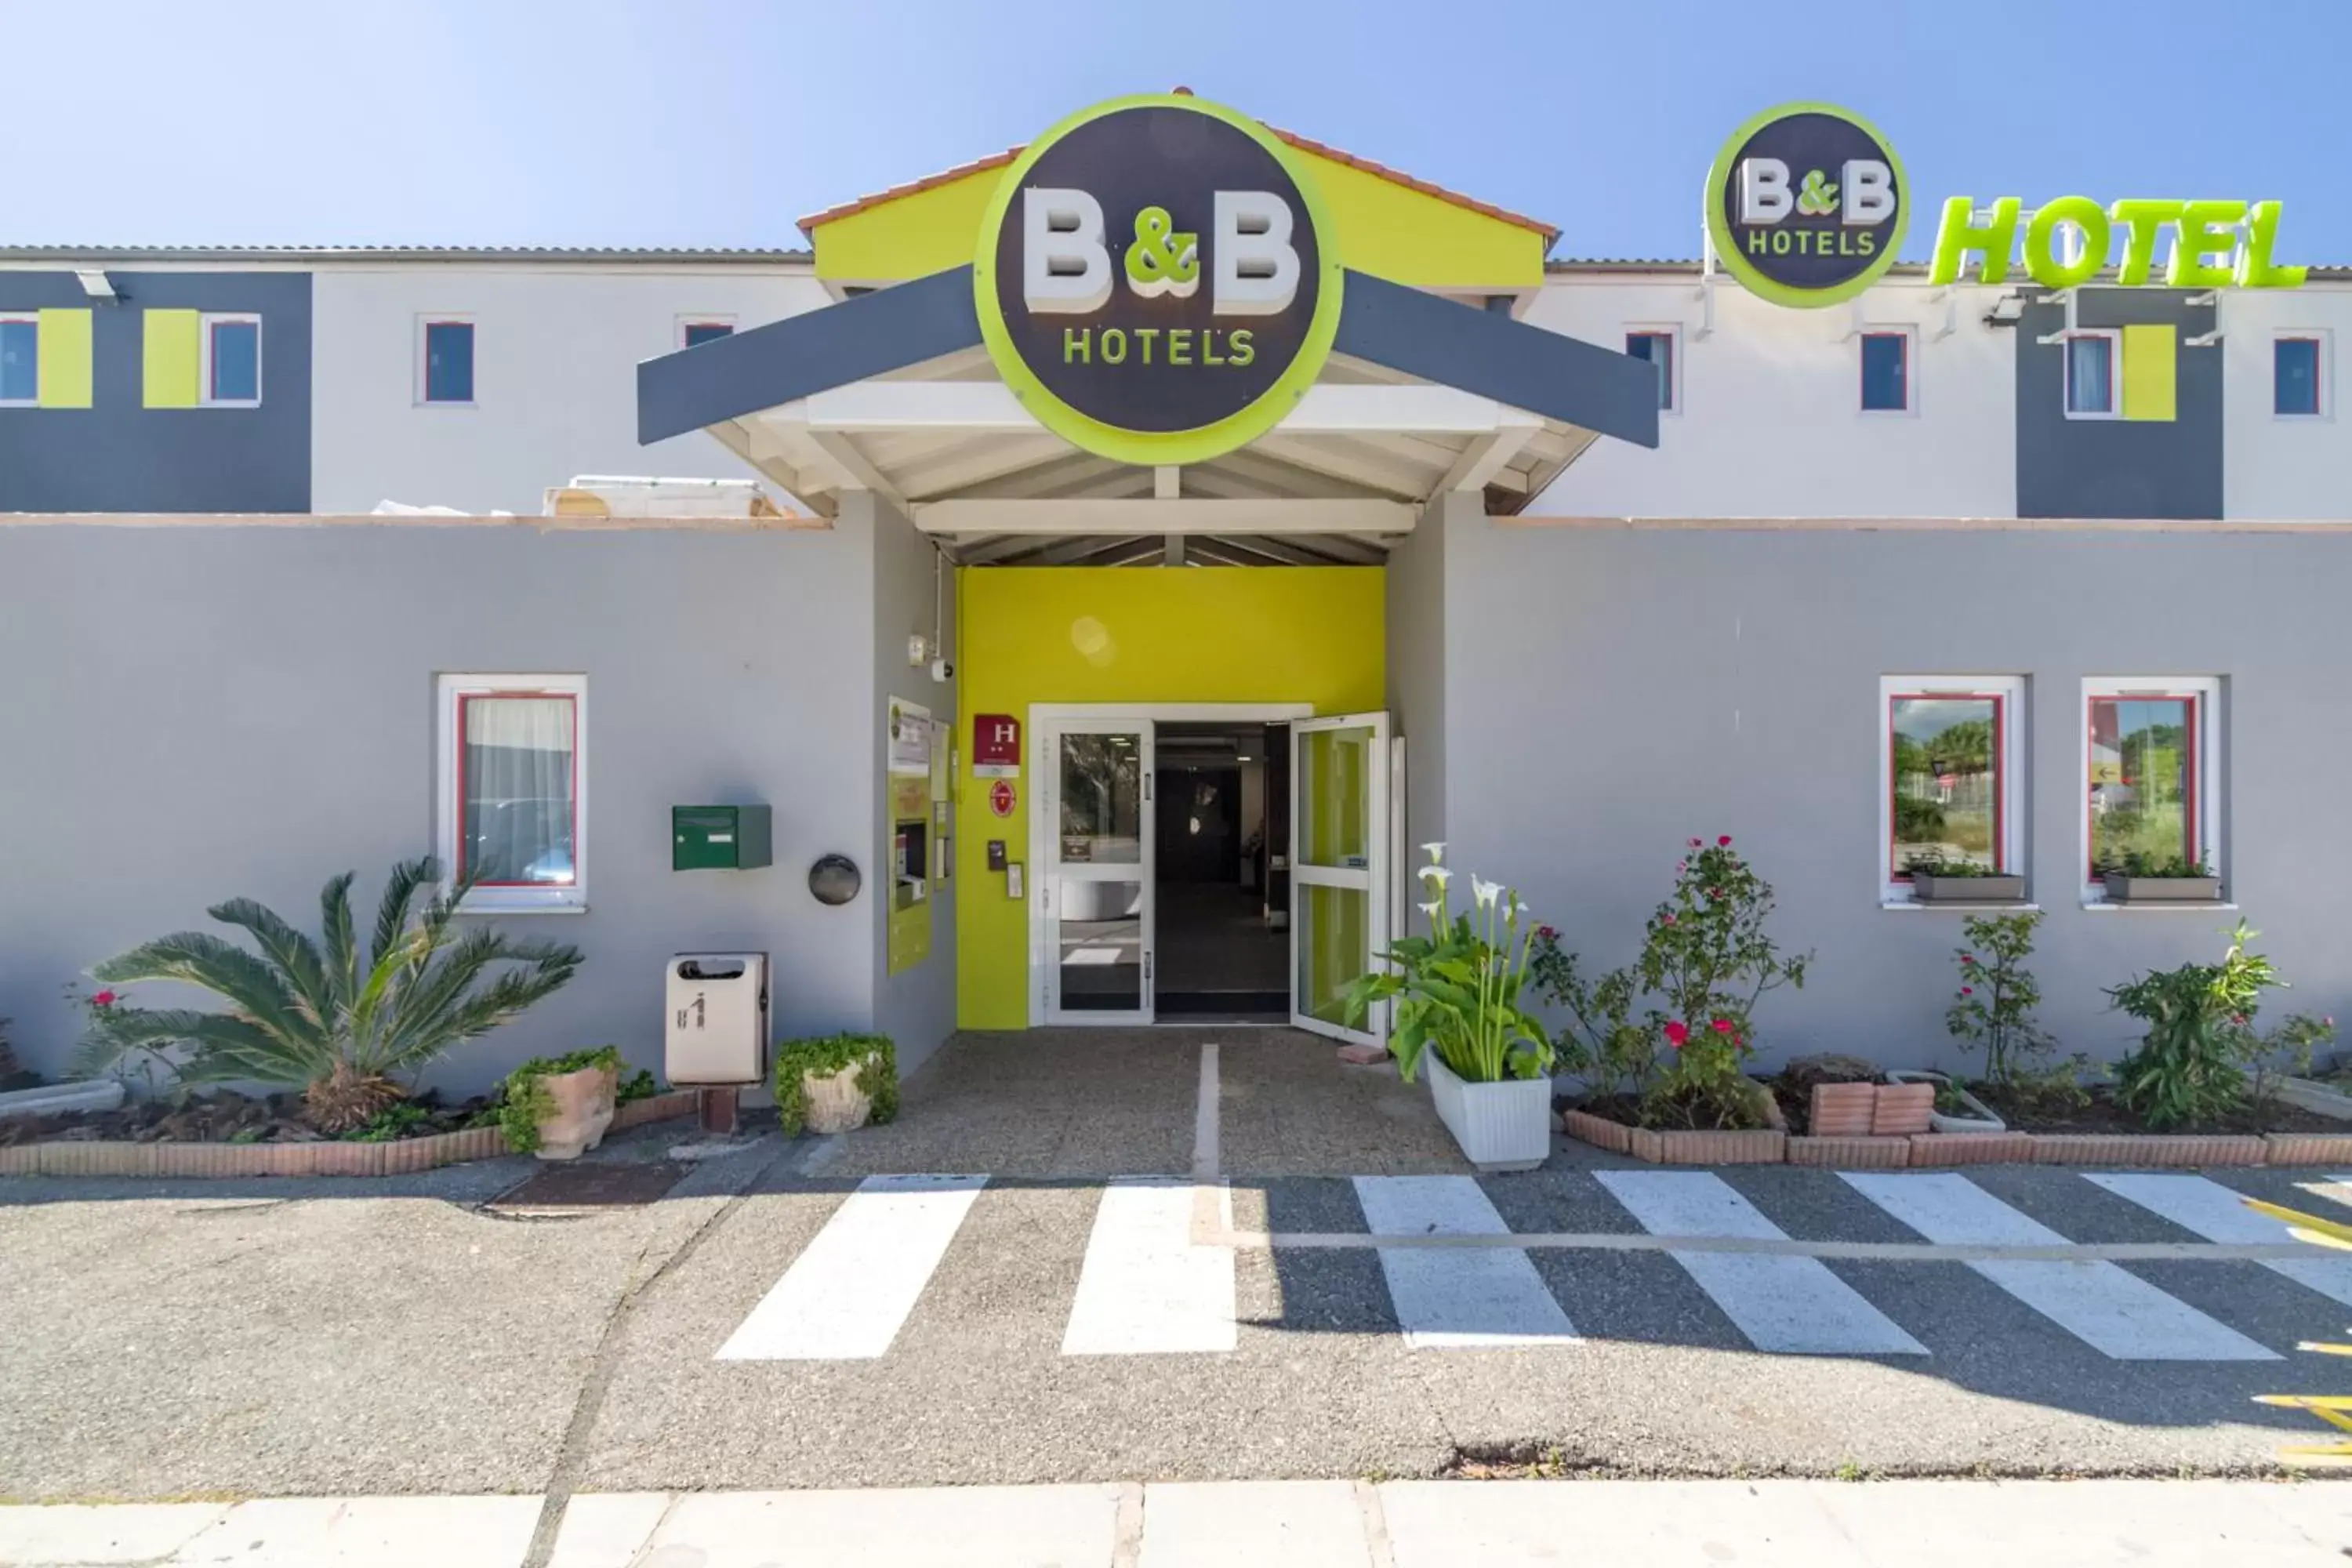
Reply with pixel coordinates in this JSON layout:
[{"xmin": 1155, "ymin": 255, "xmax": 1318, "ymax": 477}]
[
  {"xmin": 1290, "ymin": 711, "xmax": 1391, "ymax": 1046},
  {"xmin": 1042, "ymin": 720, "xmax": 1155, "ymax": 1023}
]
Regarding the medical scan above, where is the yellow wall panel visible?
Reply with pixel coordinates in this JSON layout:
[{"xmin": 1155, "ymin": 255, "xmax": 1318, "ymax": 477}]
[
  {"xmin": 142, "ymin": 310, "xmax": 201, "ymax": 408},
  {"xmin": 813, "ymin": 169, "xmax": 1003, "ymax": 282},
  {"xmin": 810, "ymin": 149, "xmax": 1549, "ymax": 289},
  {"xmin": 35, "ymin": 308, "xmax": 92, "ymax": 408},
  {"xmin": 2122, "ymin": 324, "xmax": 2177, "ymax": 423},
  {"xmin": 954, "ymin": 566, "xmax": 1385, "ymax": 1029}
]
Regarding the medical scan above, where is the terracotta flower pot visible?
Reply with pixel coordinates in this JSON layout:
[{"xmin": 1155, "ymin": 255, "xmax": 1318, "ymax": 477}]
[
  {"xmin": 1809, "ymin": 1082, "xmax": 1878, "ymax": 1138},
  {"xmin": 534, "ymin": 1065, "xmax": 618, "ymax": 1161}
]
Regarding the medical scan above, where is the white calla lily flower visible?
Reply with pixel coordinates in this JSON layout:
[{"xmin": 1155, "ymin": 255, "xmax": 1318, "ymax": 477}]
[
  {"xmin": 1417, "ymin": 899, "xmax": 1443, "ymax": 920},
  {"xmin": 1472, "ymin": 877, "xmax": 1502, "ymax": 909},
  {"xmin": 1421, "ymin": 842, "xmax": 1446, "ymax": 863},
  {"xmin": 1417, "ymin": 865, "xmax": 1451, "ymax": 887}
]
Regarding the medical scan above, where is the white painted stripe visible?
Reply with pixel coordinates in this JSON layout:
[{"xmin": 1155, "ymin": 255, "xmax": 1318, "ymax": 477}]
[
  {"xmin": 1192, "ymin": 1043, "xmax": 1220, "ymax": 1181},
  {"xmin": 1595, "ymin": 1171, "xmax": 1926, "ymax": 1357},
  {"xmin": 2089, "ymin": 1173, "xmax": 2352, "ymax": 1308},
  {"xmin": 1352, "ymin": 1175, "xmax": 1577, "ymax": 1348},
  {"xmin": 1062, "ymin": 1178, "xmax": 1238, "ymax": 1356},
  {"xmin": 716, "ymin": 1174, "xmax": 985, "ymax": 1361},
  {"xmin": 1842, "ymin": 1173, "xmax": 2278, "ymax": 1362}
]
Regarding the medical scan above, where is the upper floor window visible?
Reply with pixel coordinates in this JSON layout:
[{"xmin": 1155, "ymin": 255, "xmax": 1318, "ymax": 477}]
[
  {"xmin": 419, "ymin": 318, "xmax": 475, "ymax": 405},
  {"xmin": 2085, "ymin": 678, "xmax": 2219, "ymax": 898},
  {"xmin": 1881, "ymin": 676, "xmax": 2024, "ymax": 903},
  {"xmin": 681, "ymin": 319, "xmax": 735, "ymax": 349},
  {"xmin": 2274, "ymin": 334, "xmax": 2325, "ymax": 417},
  {"xmin": 437, "ymin": 673, "xmax": 586, "ymax": 913},
  {"xmin": 0, "ymin": 315, "xmax": 37, "ymax": 405},
  {"xmin": 1625, "ymin": 328, "xmax": 1678, "ymax": 413},
  {"xmin": 1859, "ymin": 330, "xmax": 1912, "ymax": 413},
  {"xmin": 201, "ymin": 314, "xmax": 261, "ymax": 406},
  {"xmin": 2063, "ymin": 331, "xmax": 2119, "ymax": 419}
]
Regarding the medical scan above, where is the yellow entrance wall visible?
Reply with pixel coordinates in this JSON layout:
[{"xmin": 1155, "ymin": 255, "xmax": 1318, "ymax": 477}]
[{"xmin": 956, "ymin": 566, "xmax": 1385, "ymax": 1029}]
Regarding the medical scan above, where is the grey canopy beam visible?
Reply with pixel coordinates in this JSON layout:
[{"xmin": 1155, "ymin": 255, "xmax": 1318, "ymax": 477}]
[
  {"xmin": 638, "ymin": 262, "xmax": 1661, "ymax": 453},
  {"xmin": 637, "ymin": 267, "xmax": 982, "ymax": 446},
  {"xmin": 1333, "ymin": 270, "xmax": 1661, "ymax": 449}
]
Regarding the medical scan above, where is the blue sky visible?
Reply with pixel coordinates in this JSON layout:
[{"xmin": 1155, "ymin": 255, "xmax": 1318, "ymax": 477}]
[{"xmin": 16, "ymin": 0, "xmax": 2350, "ymax": 263}]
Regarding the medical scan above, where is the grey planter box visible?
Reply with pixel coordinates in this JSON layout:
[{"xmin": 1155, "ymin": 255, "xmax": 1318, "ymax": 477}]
[
  {"xmin": 2102, "ymin": 873, "xmax": 2223, "ymax": 904},
  {"xmin": 1909, "ymin": 871, "xmax": 2027, "ymax": 905}
]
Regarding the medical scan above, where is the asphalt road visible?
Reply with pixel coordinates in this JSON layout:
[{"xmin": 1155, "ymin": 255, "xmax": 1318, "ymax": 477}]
[{"xmin": 4, "ymin": 1128, "xmax": 2349, "ymax": 1503}]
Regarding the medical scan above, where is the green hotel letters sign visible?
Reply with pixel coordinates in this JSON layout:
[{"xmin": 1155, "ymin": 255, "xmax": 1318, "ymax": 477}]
[
  {"xmin": 1709, "ymin": 103, "xmax": 2305, "ymax": 303},
  {"xmin": 974, "ymin": 93, "xmax": 1345, "ymax": 466},
  {"xmin": 1927, "ymin": 197, "xmax": 2305, "ymax": 290}
]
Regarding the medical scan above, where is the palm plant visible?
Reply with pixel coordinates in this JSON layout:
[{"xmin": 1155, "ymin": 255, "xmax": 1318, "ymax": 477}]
[{"xmin": 85, "ymin": 858, "xmax": 583, "ymax": 1131}]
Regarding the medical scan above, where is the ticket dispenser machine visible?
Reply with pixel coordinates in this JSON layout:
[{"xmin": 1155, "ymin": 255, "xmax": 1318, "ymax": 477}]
[{"xmin": 665, "ymin": 952, "xmax": 769, "ymax": 1134}]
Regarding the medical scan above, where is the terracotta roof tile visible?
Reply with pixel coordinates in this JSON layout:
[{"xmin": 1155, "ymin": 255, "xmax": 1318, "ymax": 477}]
[{"xmin": 795, "ymin": 127, "xmax": 1557, "ymax": 243}]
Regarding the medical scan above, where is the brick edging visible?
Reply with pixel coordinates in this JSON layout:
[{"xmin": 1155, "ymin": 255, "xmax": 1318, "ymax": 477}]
[
  {"xmin": 1563, "ymin": 1114, "xmax": 2352, "ymax": 1169},
  {"xmin": 0, "ymin": 1090, "xmax": 700, "ymax": 1179}
]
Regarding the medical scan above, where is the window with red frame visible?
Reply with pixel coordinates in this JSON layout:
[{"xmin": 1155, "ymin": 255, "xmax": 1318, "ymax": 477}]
[
  {"xmin": 2087, "ymin": 691, "xmax": 2205, "ymax": 879},
  {"xmin": 458, "ymin": 692, "xmax": 577, "ymax": 887},
  {"xmin": 1888, "ymin": 690, "xmax": 2008, "ymax": 884}
]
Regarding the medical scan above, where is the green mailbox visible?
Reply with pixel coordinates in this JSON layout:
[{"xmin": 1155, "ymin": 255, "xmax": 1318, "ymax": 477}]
[{"xmin": 672, "ymin": 805, "xmax": 773, "ymax": 871}]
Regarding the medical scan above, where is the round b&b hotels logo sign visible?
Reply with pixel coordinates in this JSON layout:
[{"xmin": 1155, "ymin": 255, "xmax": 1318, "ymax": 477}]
[
  {"xmin": 975, "ymin": 94, "xmax": 1344, "ymax": 466},
  {"xmin": 1705, "ymin": 103, "xmax": 1907, "ymax": 307}
]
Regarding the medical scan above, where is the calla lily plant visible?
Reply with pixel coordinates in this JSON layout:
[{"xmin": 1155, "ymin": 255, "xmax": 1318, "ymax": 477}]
[{"xmin": 1342, "ymin": 844, "xmax": 1554, "ymax": 1084}]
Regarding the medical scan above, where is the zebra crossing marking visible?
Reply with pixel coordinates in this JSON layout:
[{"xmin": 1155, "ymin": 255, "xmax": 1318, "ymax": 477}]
[
  {"xmin": 1351, "ymin": 1175, "xmax": 1579, "ymax": 1348},
  {"xmin": 1842, "ymin": 1172, "xmax": 2279, "ymax": 1362},
  {"xmin": 715, "ymin": 1174, "xmax": 986, "ymax": 1361},
  {"xmin": 2088, "ymin": 1173, "xmax": 2352, "ymax": 1309},
  {"xmin": 1062, "ymin": 1178, "xmax": 1237, "ymax": 1356},
  {"xmin": 1595, "ymin": 1171, "xmax": 1928, "ymax": 1357}
]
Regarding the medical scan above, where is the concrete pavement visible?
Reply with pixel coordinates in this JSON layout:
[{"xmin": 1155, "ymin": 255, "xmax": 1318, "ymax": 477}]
[{"xmin": 0, "ymin": 1479, "xmax": 2343, "ymax": 1566}]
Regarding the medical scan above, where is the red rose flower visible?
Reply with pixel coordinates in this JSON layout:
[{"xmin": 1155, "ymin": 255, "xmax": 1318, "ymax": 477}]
[
  {"xmin": 1960, "ymin": 955, "xmax": 1976, "ymax": 965},
  {"xmin": 1676, "ymin": 861, "xmax": 1688, "ymax": 873},
  {"xmin": 1662, "ymin": 913, "xmax": 1677, "ymax": 927},
  {"xmin": 1688, "ymin": 837, "xmax": 1702, "ymax": 848},
  {"xmin": 1710, "ymin": 1018, "xmax": 1733, "ymax": 1034},
  {"xmin": 1960, "ymin": 986, "xmax": 1973, "ymax": 996},
  {"xmin": 1537, "ymin": 925, "xmax": 1559, "ymax": 942},
  {"xmin": 90, "ymin": 989, "xmax": 115, "ymax": 1007},
  {"xmin": 1664, "ymin": 1021, "xmax": 1690, "ymax": 1049},
  {"xmin": 1717, "ymin": 835, "xmax": 1732, "ymax": 847}
]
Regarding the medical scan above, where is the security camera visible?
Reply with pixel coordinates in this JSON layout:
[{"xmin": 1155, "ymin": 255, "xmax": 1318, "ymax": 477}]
[{"xmin": 930, "ymin": 657, "xmax": 954, "ymax": 684}]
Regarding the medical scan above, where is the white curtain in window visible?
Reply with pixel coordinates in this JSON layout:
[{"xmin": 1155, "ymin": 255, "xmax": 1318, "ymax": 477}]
[
  {"xmin": 463, "ymin": 696, "xmax": 575, "ymax": 884},
  {"xmin": 2068, "ymin": 338, "xmax": 2112, "ymax": 412}
]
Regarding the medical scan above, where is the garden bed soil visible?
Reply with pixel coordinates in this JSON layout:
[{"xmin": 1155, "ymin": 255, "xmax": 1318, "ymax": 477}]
[
  {"xmin": 1965, "ymin": 1082, "xmax": 2339, "ymax": 1138},
  {"xmin": 0, "ymin": 1087, "xmax": 492, "ymax": 1148},
  {"xmin": 1572, "ymin": 1083, "xmax": 1779, "ymax": 1135}
]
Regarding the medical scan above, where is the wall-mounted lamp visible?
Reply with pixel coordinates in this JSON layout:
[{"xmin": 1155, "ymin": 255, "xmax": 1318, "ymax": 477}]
[
  {"xmin": 74, "ymin": 270, "xmax": 118, "ymax": 303},
  {"xmin": 1983, "ymin": 293, "xmax": 2029, "ymax": 328}
]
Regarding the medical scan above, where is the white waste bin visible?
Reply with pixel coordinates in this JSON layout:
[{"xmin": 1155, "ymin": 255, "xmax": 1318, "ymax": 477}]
[{"xmin": 666, "ymin": 952, "xmax": 770, "ymax": 1085}]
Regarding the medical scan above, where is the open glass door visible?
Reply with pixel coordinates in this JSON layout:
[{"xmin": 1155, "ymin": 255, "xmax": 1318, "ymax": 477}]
[
  {"xmin": 1042, "ymin": 720, "xmax": 1155, "ymax": 1023},
  {"xmin": 1290, "ymin": 712, "xmax": 1391, "ymax": 1045}
]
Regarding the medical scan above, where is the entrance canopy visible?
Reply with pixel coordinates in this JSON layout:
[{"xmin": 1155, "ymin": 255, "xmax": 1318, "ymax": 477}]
[{"xmin": 637, "ymin": 99, "xmax": 1661, "ymax": 567}]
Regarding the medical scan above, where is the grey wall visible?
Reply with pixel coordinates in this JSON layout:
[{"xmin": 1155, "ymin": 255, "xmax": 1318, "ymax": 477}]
[
  {"xmin": 1387, "ymin": 495, "xmax": 1456, "ymax": 911},
  {"xmin": 1436, "ymin": 517, "xmax": 2352, "ymax": 1072},
  {"xmin": 0, "ymin": 521, "xmax": 885, "ymax": 1095},
  {"xmin": 2016, "ymin": 289, "xmax": 2220, "ymax": 520},
  {"xmin": 854, "ymin": 492, "xmax": 959, "ymax": 1080},
  {"xmin": 0, "ymin": 273, "xmax": 312, "ymax": 513}
]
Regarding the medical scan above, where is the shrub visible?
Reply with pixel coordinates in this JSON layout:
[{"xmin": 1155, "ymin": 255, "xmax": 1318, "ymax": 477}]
[
  {"xmin": 2107, "ymin": 922, "xmax": 2333, "ymax": 1128},
  {"xmin": 1344, "ymin": 847, "xmax": 1552, "ymax": 1086},
  {"xmin": 1528, "ymin": 935, "xmax": 1652, "ymax": 1097},
  {"xmin": 493, "ymin": 1044, "xmax": 626, "ymax": 1153},
  {"xmin": 774, "ymin": 1033, "xmax": 899, "ymax": 1137},
  {"xmin": 1942, "ymin": 912, "xmax": 2056, "ymax": 1086},
  {"xmin": 1534, "ymin": 836, "xmax": 1809, "ymax": 1129},
  {"xmin": 89, "ymin": 858, "xmax": 581, "ymax": 1131}
]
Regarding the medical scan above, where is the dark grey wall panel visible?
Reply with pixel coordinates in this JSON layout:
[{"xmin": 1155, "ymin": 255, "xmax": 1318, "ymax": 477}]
[
  {"xmin": 0, "ymin": 271, "xmax": 312, "ymax": 512},
  {"xmin": 2015, "ymin": 289, "xmax": 2220, "ymax": 520}
]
